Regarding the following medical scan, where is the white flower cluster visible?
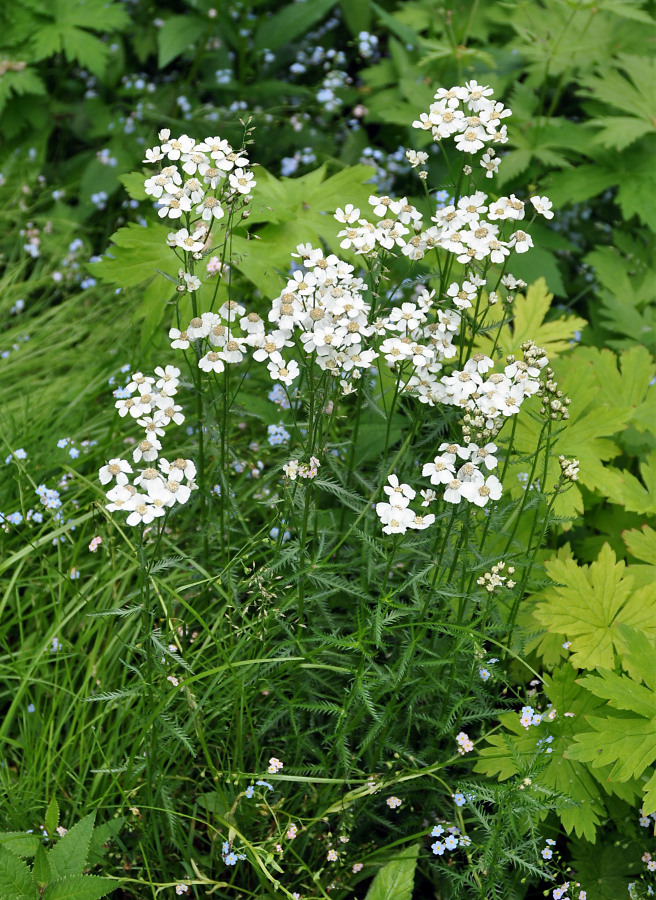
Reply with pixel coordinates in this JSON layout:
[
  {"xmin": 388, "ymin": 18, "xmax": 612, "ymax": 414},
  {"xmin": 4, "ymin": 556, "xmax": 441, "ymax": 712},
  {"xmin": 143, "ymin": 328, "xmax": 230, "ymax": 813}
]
[
  {"xmin": 558, "ymin": 455, "xmax": 580, "ymax": 482},
  {"xmin": 283, "ymin": 457, "xmax": 320, "ymax": 480},
  {"xmin": 332, "ymin": 83, "xmax": 554, "ymax": 268},
  {"xmin": 412, "ymin": 80, "xmax": 511, "ymax": 155},
  {"xmin": 168, "ymin": 242, "xmax": 457, "ymax": 395},
  {"xmin": 422, "ymin": 441, "xmax": 501, "ymax": 507},
  {"xmin": 476, "ymin": 561, "xmax": 516, "ymax": 592},
  {"xmin": 100, "ymin": 366, "xmax": 196, "ymax": 526},
  {"xmin": 143, "ymin": 129, "xmax": 256, "ymax": 272},
  {"xmin": 434, "ymin": 348, "xmax": 548, "ymax": 422},
  {"xmin": 375, "ymin": 475, "xmax": 436, "ymax": 535},
  {"xmin": 377, "ymin": 438, "xmax": 506, "ymax": 533},
  {"xmin": 335, "ymin": 187, "xmax": 551, "ymax": 265}
]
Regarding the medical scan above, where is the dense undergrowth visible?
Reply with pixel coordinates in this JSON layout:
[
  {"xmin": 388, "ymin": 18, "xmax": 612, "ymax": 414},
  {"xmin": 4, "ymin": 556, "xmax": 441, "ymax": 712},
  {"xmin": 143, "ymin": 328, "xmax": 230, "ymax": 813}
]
[{"xmin": 0, "ymin": 2, "xmax": 655, "ymax": 899}]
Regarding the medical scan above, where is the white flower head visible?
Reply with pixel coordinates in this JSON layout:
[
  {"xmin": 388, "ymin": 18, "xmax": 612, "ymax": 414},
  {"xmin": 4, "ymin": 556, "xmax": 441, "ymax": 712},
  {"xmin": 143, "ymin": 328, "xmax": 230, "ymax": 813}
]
[
  {"xmin": 383, "ymin": 474, "xmax": 416, "ymax": 504},
  {"xmin": 530, "ymin": 195, "xmax": 554, "ymax": 219},
  {"xmin": 99, "ymin": 458, "xmax": 133, "ymax": 486}
]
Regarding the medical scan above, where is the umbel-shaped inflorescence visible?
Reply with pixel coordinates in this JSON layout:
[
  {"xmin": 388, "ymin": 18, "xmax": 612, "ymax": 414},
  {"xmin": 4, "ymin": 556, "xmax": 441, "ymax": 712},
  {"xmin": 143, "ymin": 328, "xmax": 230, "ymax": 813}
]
[{"xmin": 99, "ymin": 366, "xmax": 196, "ymax": 526}]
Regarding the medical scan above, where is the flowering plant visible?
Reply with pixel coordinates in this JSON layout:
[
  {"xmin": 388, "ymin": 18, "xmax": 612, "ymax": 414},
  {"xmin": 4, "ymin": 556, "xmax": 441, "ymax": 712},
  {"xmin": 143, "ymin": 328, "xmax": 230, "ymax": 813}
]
[{"xmin": 87, "ymin": 79, "xmax": 594, "ymax": 899}]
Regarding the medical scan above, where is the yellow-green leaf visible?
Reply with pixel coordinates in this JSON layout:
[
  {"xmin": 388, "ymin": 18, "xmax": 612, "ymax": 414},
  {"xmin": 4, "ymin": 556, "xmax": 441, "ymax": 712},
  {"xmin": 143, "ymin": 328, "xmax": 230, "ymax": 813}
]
[{"xmin": 533, "ymin": 544, "xmax": 656, "ymax": 671}]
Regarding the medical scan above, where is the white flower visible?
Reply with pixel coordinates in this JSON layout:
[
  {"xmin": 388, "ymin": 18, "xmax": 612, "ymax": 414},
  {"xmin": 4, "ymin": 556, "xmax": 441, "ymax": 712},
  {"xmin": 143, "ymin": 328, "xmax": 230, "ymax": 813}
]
[
  {"xmin": 217, "ymin": 299, "xmax": 246, "ymax": 320},
  {"xmin": 283, "ymin": 459, "xmax": 299, "ymax": 479},
  {"xmin": 130, "ymin": 392, "xmax": 156, "ymax": 418},
  {"xmin": 501, "ymin": 273, "xmax": 527, "ymax": 291},
  {"xmin": 143, "ymin": 146, "xmax": 164, "ymax": 163},
  {"xmin": 463, "ymin": 80, "xmax": 494, "ymax": 109},
  {"xmin": 99, "ymin": 458, "xmax": 133, "ymax": 485},
  {"xmin": 228, "ymin": 167, "xmax": 256, "ymax": 194},
  {"xmin": 454, "ymin": 128, "xmax": 485, "ymax": 154},
  {"xmin": 148, "ymin": 477, "xmax": 192, "ymax": 506},
  {"xmin": 154, "ymin": 400, "xmax": 185, "ymax": 426},
  {"xmin": 207, "ymin": 323, "xmax": 228, "ymax": 347},
  {"xmin": 154, "ymin": 365, "xmax": 181, "ymax": 393},
  {"xmin": 464, "ymin": 353, "xmax": 494, "ymax": 375},
  {"xmin": 138, "ymin": 414, "xmax": 167, "ymax": 437},
  {"xmin": 187, "ymin": 316, "xmax": 211, "ymax": 340},
  {"xmin": 180, "ymin": 150, "xmax": 209, "ymax": 176},
  {"xmin": 488, "ymin": 238, "xmax": 511, "ymax": 264},
  {"xmin": 199, "ymin": 351, "xmax": 225, "ymax": 373},
  {"xmin": 169, "ymin": 327, "xmax": 190, "ymax": 350},
  {"xmin": 375, "ymin": 502, "xmax": 415, "ymax": 534},
  {"xmin": 480, "ymin": 150, "xmax": 500, "ymax": 177},
  {"xmin": 126, "ymin": 372, "xmax": 154, "ymax": 392},
  {"xmin": 409, "ymin": 512, "xmax": 435, "ymax": 530},
  {"xmin": 471, "ymin": 442, "xmax": 498, "ymax": 470},
  {"xmin": 133, "ymin": 465, "xmax": 163, "ymax": 490},
  {"xmin": 160, "ymin": 457, "xmax": 196, "ymax": 482},
  {"xmin": 509, "ymin": 230, "xmax": 534, "ymax": 253},
  {"xmin": 132, "ymin": 438, "xmax": 162, "ymax": 463},
  {"xmin": 443, "ymin": 478, "xmax": 465, "ymax": 504},
  {"xmin": 196, "ymin": 135, "xmax": 232, "ymax": 158},
  {"xmin": 422, "ymin": 456, "xmax": 455, "ymax": 485},
  {"xmin": 240, "ymin": 312, "xmax": 265, "ymax": 334},
  {"xmin": 405, "ymin": 149, "xmax": 429, "ymax": 168},
  {"xmin": 183, "ymin": 177, "xmax": 204, "ymax": 204},
  {"xmin": 251, "ymin": 331, "xmax": 293, "ymax": 361},
  {"xmin": 161, "ymin": 134, "xmax": 195, "ymax": 160},
  {"xmin": 461, "ymin": 474, "xmax": 503, "ymax": 507},
  {"xmin": 219, "ymin": 338, "xmax": 247, "ymax": 364},
  {"xmin": 388, "ymin": 302, "xmax": 425, "ymax": 332},
  {"xmin": 334, "ymin": 204, "xmax": 360, "ymax": 224},
  {"xmin": 144, "ymin": 173, "xmax": 169, "ymax": 198},
  {"xmin": 267, "ymin": 356, "xmax": 299, "ymax": 385},
  {"xmin": 183, "ymin": 273, "xmax": 201, "ymax": 292},
  {"xmin": 173, "ymin": 228, "xmax": 206, "ymax": 253},
  {"xmin": 157, "ymin": 191, "xmax": 192, "ymax": 220},
  {"xmin": 456, "ymin": 462, "xmax": 485, "ymax": 484},
  {"xmin": 126, "ymin": 497, "xmax": 166, "ymax": 526},
  {"xmin": 383, "ymin": 474, "xmax": 416, "ymax": 504},
  {"xmin": 446, "ymin": 281, "xmax": 477, "ymax": 310},
  {"xmin": 105, "ymin": 484, "xmax": 137, "ymax": 512},
  {"xmin": 196, "ymin": 196, "xmax": 225, "ymax": 221},
  {"xmin": 530, "ymin": 195, "xmax": 554, "ymax": 219}
]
